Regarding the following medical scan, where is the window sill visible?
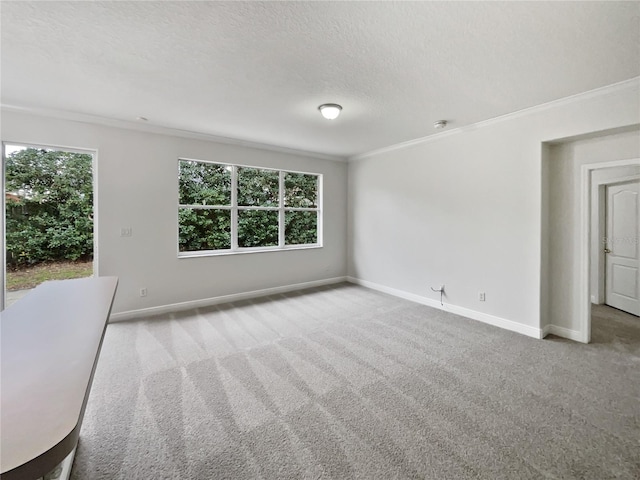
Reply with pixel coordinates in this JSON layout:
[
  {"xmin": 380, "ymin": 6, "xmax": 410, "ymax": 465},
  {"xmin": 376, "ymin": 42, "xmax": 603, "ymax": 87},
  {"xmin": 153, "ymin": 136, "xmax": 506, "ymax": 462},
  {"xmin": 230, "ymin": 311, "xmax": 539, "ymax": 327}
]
[{"xmin": 178, "ymin": 244, "xmax": 322, "ymax": 259}]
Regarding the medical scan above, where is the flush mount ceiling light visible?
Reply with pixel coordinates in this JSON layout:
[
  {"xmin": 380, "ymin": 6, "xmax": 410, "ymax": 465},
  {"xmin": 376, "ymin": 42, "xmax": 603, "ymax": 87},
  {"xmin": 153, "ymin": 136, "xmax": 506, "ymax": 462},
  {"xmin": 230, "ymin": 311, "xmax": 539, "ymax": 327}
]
[
  {"xmin": 318, "ymin": 103, "xmax": 342, "ymax": 120},
  {"xmin": 433, "ymin": 120, "xmax": 448, "ymax": 129}
]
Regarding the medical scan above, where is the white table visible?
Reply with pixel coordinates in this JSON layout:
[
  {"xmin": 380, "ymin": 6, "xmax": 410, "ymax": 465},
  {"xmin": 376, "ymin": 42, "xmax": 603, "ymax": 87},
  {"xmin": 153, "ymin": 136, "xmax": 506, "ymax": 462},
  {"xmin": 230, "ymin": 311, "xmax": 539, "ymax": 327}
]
[{"xmin": 1, "ymin": 276, "xmax": 118, "ymax": 480}]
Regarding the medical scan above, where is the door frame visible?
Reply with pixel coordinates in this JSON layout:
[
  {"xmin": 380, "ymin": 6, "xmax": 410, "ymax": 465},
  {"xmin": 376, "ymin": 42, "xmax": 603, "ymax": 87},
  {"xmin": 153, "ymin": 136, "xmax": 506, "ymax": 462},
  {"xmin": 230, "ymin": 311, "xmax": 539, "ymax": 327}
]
[
  {"xmin": 579, "ymin": 158, "xmax": 640, "ymax": 343},
  {"xmin": 1, "ymin": 142, "xmax": 99, "ymax": 311},
  {"xmin": 594, "ymin": 175, "xmax": 640, "ymax": 305}
]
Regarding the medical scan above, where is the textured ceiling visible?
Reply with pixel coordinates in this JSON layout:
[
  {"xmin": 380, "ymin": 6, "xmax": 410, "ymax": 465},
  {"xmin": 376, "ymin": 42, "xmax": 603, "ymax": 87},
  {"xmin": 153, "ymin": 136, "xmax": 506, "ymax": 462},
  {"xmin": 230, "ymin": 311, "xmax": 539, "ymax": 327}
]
[{"xmin": 1, "ymin": 1, "xmax": 639, "ymax": 158}]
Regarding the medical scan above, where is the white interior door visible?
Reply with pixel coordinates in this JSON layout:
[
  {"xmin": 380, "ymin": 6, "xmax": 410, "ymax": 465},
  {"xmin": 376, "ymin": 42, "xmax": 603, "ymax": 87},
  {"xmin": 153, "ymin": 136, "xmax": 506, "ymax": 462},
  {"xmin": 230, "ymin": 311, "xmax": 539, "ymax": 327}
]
[{"xmin": 605, "ymin": 180, "xmax": 640, "ymax": 316}]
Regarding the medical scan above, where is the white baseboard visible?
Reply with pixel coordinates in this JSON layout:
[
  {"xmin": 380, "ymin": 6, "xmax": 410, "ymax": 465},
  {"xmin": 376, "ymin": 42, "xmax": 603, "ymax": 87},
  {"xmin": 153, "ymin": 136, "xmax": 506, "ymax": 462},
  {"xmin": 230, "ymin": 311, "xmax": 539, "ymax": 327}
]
[
  {"xmin": 110, "ymin": 276, "xmax": 348, "ymax": 322},
  {"xmin": 543, "ymin": 324, "xmax": 583, "ymax": 342},
  {"xmin": 347, "ymin": 276, "xmax": 544, "ymax": 339}
]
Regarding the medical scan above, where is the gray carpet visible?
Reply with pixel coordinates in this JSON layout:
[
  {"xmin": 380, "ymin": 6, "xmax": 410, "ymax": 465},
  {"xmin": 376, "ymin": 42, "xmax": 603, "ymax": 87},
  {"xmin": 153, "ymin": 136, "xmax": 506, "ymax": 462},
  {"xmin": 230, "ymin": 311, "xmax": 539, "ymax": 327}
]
[{"xmin": 72, "ymin": 283, "xmax": 640, "ymax": 479}]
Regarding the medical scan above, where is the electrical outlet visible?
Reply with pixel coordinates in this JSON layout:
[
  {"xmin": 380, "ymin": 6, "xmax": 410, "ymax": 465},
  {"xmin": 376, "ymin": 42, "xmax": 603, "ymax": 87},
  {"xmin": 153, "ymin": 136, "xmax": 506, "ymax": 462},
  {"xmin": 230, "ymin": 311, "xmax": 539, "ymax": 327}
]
[
  {"xmin": 139, "ymin": 288, "xmax": 147, "ymax": 297},
  {"xmin": 479, "ymin": 292, "xmax": 486, "ymax": 302},
  {"xmin": 120, "ymin": 227, "xmax": 132, "ymax": 237}
]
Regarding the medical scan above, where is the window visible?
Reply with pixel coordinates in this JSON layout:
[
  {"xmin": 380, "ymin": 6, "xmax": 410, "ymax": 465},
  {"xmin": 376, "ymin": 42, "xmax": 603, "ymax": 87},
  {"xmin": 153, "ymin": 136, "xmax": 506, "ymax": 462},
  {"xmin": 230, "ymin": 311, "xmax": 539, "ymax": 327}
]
[{"xmin": 178, "ymin": 159, "xmax": 321, "ymax": 255}]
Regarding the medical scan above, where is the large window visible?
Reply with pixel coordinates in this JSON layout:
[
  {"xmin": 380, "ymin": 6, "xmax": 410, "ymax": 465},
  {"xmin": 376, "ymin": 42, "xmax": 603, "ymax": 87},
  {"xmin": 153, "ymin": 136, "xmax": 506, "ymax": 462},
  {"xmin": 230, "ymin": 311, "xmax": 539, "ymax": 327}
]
[{"xmin": 178, "ymin": 159, "xmax": 321, "ymax": 255}]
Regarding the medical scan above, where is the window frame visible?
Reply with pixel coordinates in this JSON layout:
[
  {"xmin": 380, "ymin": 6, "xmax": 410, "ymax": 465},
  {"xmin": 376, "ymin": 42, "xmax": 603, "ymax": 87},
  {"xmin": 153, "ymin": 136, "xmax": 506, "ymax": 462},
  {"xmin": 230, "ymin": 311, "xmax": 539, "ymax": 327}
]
[{"xmin": 177, "ymin": 158, "xmax": 323, "ymax": 257}]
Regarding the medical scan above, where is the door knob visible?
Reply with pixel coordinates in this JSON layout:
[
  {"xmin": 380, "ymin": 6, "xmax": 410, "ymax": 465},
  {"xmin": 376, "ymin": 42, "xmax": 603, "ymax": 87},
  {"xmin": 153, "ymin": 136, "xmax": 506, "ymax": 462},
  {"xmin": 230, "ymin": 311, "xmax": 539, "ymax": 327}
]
[{"xmin": 604, "ymin": 247, "xmax": 611, "ymax": 254}]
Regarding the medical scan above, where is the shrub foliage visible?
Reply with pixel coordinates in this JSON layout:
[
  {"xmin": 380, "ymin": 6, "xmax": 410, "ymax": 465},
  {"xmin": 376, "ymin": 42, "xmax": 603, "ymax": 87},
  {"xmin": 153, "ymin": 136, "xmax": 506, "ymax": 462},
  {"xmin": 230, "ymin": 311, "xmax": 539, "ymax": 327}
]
[
  {"xmin": 5, "ymin": 148, "xmax": 93, "ymax": 266},
  {"xmin": 5, "ymin": 151, "xmax": 317, "ymax": 265}
]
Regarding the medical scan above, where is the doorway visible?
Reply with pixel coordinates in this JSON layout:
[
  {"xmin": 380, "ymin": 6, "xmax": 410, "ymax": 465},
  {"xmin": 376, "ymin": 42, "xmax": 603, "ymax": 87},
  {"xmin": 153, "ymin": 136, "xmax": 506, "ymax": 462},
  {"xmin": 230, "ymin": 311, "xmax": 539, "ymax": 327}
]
[
  {"xmin": 2, "ymin": 143, "xmax": 97, "ymax": 309},
  {"xmin": 578, "ymin": 158, "xmax": 640, "ymax": 342},
  {"xmin": 603, "ymin": 179, "xmax": 639, "ymax": 316}
]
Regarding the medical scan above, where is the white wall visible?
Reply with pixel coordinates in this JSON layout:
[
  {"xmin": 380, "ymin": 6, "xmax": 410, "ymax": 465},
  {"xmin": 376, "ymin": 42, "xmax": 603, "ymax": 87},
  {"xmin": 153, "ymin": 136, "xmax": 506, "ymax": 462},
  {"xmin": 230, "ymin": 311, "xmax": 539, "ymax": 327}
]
[
  {"xmin": 546, "ymin": 132, "xmax": 639, "ymax": 332},
  {"xmin": 1, "ymin": 110, "xmax": 348, "ymax": 314},
  {"xmin": 348, "ymin": 80, "xmax": 639, "ymax": 336}
]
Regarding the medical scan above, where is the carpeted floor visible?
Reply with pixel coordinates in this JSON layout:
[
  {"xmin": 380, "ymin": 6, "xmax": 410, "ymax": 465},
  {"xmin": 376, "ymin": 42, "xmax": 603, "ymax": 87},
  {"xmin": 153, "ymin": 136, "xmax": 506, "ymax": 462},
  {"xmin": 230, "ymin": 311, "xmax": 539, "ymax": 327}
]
[{"xmin": 71, "ymin": 283, "xmax": 640, "ymax": 479}]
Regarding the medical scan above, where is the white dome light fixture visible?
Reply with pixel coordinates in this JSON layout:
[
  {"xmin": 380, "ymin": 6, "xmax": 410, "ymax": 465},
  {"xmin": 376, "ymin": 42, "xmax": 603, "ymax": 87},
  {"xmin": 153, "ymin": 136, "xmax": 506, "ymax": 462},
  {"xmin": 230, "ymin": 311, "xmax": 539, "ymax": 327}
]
[{"xmin": 318, "ymin": 103, "xmax": 342, "ymax": 120}]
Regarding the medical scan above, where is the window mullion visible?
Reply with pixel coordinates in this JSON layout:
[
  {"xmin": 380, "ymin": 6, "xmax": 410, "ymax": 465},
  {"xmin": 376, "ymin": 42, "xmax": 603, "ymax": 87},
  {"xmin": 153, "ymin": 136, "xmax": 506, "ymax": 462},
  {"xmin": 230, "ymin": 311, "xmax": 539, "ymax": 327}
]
[
  {"xmin": 231, "ymin": 166, "xmax": 238, "ymax": 251},
  {"xmin": 179, "ymin": 204, "xmax": 232, "ymax": 210},
  {"xmin": 279, "ymin": 171, "xmax": 285, "ymax": 247},
  {"xmin": 236, "ymin": 206, "xmax": 279, "ymax": 211}
]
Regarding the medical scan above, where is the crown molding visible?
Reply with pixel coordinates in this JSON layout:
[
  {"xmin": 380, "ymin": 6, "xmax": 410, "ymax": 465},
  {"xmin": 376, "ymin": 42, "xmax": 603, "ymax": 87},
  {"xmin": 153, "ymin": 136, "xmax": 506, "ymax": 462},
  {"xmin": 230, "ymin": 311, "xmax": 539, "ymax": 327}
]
[
  {"xmin": 3, "ymin": 76, "xmax": 638, "ymax": 164},
  {"xmin": 349, "ymin": 76, "xmax": 640, "ymax": 162},
  {"xmin": 0, "ymin": 104, "xmax": 347, "ymax": 163}
]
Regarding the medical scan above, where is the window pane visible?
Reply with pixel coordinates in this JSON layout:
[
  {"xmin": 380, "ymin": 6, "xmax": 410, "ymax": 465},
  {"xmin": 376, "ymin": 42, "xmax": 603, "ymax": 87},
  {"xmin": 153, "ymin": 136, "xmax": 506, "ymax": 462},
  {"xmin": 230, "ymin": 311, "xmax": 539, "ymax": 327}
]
[
  {"xmin": 237, "ymin": 167, "xmax": 279, "ymax": 207},
  {"xmin": 179, "ymin": 208, "xmax": 231, "ymax": 251},
  {"xmin": 238, "ymin": 210, "xmax": 278, "ymax": 248},
  {"xmin": 285, "ymin": 211, "xmax": 318, "ymax": 245},
  {"xmin": 285, "ymin": 173, "xmax": 318, "ymax": 208},
  {"xmin": 179, "ymin": 160, "xmax": 231, "ymax": 206}
]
